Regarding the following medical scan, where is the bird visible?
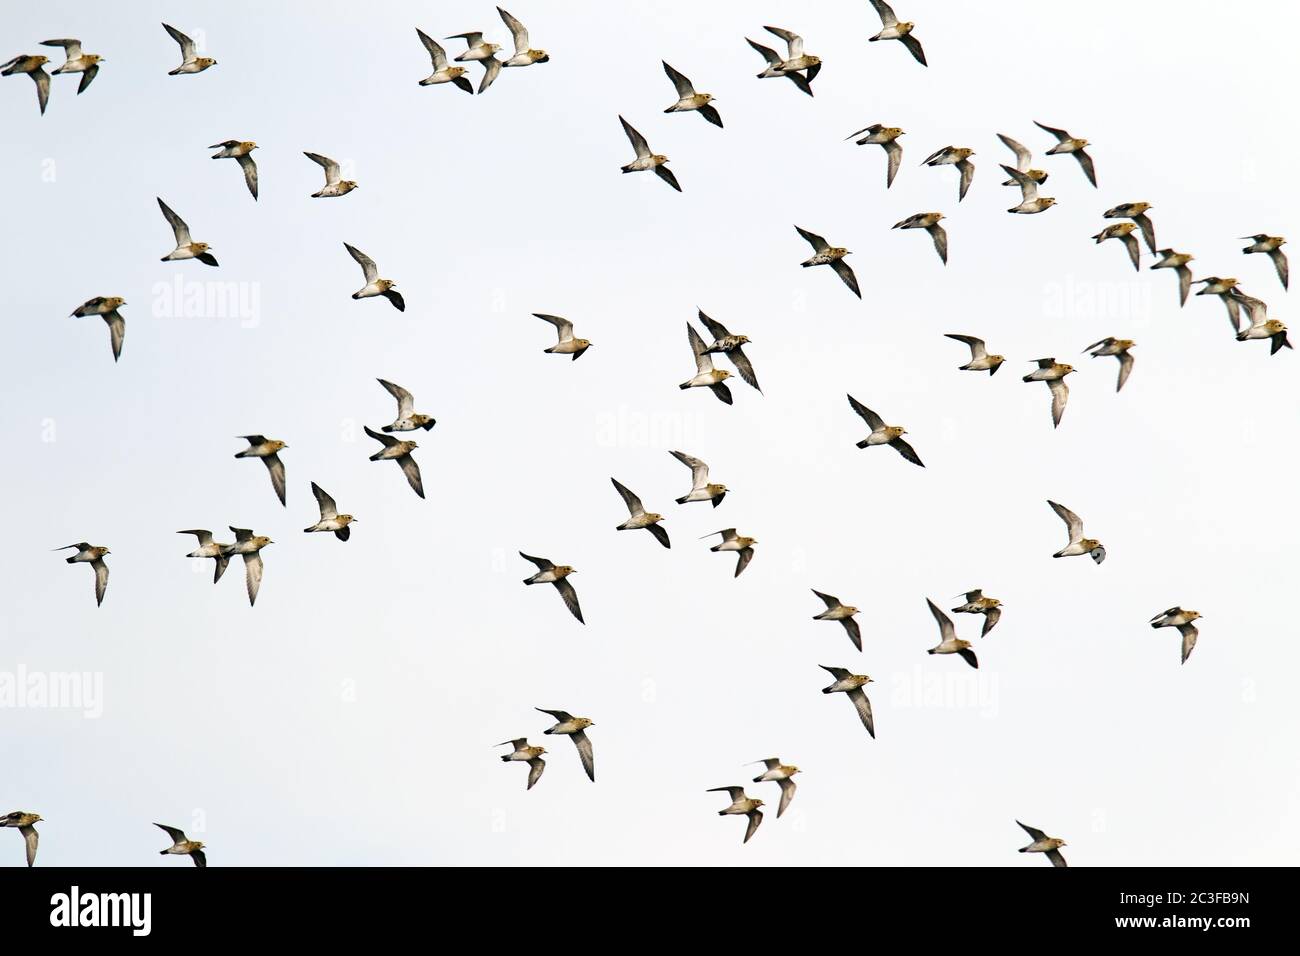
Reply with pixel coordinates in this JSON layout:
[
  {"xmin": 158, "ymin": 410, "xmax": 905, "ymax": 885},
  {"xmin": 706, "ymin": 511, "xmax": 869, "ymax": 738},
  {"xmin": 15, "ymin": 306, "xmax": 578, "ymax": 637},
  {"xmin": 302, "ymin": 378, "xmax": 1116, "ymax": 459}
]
[
  {"xmin": 178, "ymin": 529, "xmax": 232, "ymax": 584},
  {"xmin": 669, "ymin": 450, "xmax": 727, "ymax": 507},
  {"xmin": 1194, "ymin": 277, "xmax": 1243, "ymax": 332},
  {"xmin": 951, "ymin": 589, "xmax": 1003, "ymax": 637},
  {"xmin": 1150, "ymin": 607, "xmax": 1204, "ymax": 665},
  {"xmin": 892, "ymin": 212, "xmax": 948, "ymax": 264},
  {"xmin": 1240, "ymin": 234, "xmax": 1288, "ymax": 290},
  {"xmin": 0, "ymin": 811, "xmax": 42, "ymax": 866},
  {"xmin": 662, "ymin": 61, "xmax": 721, "ymax": 127},
  {"xmin": 162, "ymin": 23, "xmax": 216, "ymax": 75},
  {"xmin": 611, "ymin": 478, "xmax": 670, "ymax": 549},
  {"xmin": 497, "ymin": 7, "xmax": 549, "ymax": 67},
  {"xmin": 1104, "ymin": 202, "xmax": 1156, "ymax": 254},
  {"xmin": 1047, "ymin": 500, "xmax": 1105, "ymax": 564},
  {"xmin": 447, "ymin": 32, "xmax": 502, "ymax": 93},
  {"xmin": 520, "ymin": 553, "xmax": 583, "ymax": 623},
  {"xmin": 818, "ymin": 665, "xmax": 875, "ymax": 738},
  {"xmin": 1034, "ymin": 121, "xmax": 1096, "ymax": 186},
  {"xmin": 54, "ymin": 542, "xmax": 109, "ymax": 606},
  {"xmin": 997, "ymin": 134, "xmax": 1047, "ymax": 187},
  {"xmin": 795, "ymin": 226, "xmax": 860, "ymax": 298},
  {"xmin": 536, "ymin": 708, "xmax": 595, "ymax": 781},
  {"xmin": 157, "ymin": 198, "xmax": 217, "ymax": 266},
  {"xmin": 706, "ymin": 787, "xmax": 764, "ymax": 843},
  {"xmin": 697, "ymin": 310, "xmax": 760, "ymax": 391},
  {"xmin": 344, "ymin": 243, "xmax": 405, "ymax": 312},
  {"xmin": 234, "ymin": 435, "xmax": 288, "ymax": 507},
  {"xmin": 70, "ymin": 296, "xmax": 126, "ymax": 362},
  {"xmin": 533, "ymin": 313, "xmax": 592, "ymax": 360},
  {"xmin": 40, "ymin": 38, "xmax": 103, "ymax": 94},
  {"xmin": 680, "ymin": 323, "xmax": 733, "ymax": 404},
  {"xmin": 925, "ymin": 599, "xmax": 978, "ymax": 669},
  {"xmin": 845, "ymin": 124, "xmax": 904, "ymax": 187},
  {"xmin": 1083, "ymin": 337, "xmax": 1136, "ymax": 392},
  {"xmin": 867, "ymin": 0, "xmax": 927, "ymax": 65},
  {"xmin": 846, "ymin": 394, "xmax": 923, "ymax": 466},
  {"xmin": 944, "ymin": 334, "xmax": 1004, "ymax": 375},
  {"xmin": 304, "ymin": 483, "xmax": 357, "ymax": 541},
  {"xmin": 1150, "ymin": 249, "xmax": 1195, "ymax": 307},
  {"xmin": 210, "ymin": 140, "xmax": 258, "ymax": 199},
  {"xmin": 1092, "ymin": 222, "xmax": 1141, "ymax": 272},
  {"xmin": 811, "ymin": 589, "xmax": 862, "ymax": 651},
  {"xmin": 228, "ymin": 527, "xmax": 273, "ymax": 606},
  {"xmin": 1001, "ymin": 164, "xmax": 1056, "ymax": 214},
  {"xmin": 702, "ymin": 528, "xmax": 757, "ymax": 578},
  {"xmin": 497, "ymin": 738, "xmax": 547, "ymax": 790},
  {"xmin": 1231, "ymin": 292, "xmax": 1291, "ymax": 354},
  {"xmin": 1022, "ymin": 359, "xmax": 1073, "ymax": 428},
  {"xmin": 363, "ymin": 426, "xmax": 424, "ymax": 499},
  {"xmin": 377, "ymin": 379, "xmax": 436, "ymax": 432},
  {"xmin": 154, "ymin": 824, "xmax": 206, "ymax": 867},
  {"xmin": 921, "ymin": 146, "xmax": 974, "ymax": 201},
  {"xmin": 747, "ymin": 759, "xmax": 800, "ymax": 818},
  {"xmin": 1016, "ymin": 821, "xmax": 1067, "ymax": 868},
  {"xmin": 1, "ymin": 55, "xmax": 50, "ymax": 114},
  {"xmin": 303, "ymin": 152, "xmax": 357, "ymax": 198},
  {"xmin": 618, "ymin": 116, "xmax": 680, "ymax": 192},
  {"xmin": 746, "ymin": 37, "xmax": 814, "ymax": 96},
  {"xmin": 416, "ymin": 30, "xmax": 472, "ymax": 92}
]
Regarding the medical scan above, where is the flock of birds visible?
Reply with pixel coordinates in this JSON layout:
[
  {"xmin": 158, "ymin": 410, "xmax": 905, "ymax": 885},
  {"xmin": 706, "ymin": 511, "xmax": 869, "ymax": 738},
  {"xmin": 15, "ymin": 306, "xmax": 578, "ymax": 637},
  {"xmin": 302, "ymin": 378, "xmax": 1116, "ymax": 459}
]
[{"xmin": 4, "ymin": 2, "xmax": 1290, "ymax": 867}]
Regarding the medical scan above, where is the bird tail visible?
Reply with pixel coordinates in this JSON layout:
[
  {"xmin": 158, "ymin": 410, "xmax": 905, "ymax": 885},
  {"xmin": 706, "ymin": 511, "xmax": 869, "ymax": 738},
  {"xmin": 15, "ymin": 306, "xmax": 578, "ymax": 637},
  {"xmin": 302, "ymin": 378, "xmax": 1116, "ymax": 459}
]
[
  {"xmin": 381, "ymin": 425, "xmax": 394, "ymax": 433},
  {"xmin": 821, "ymin": 687, "xmax": 833, "ymax": 694},
  {"xmin": 1021, "ymin": 374, "xmax": 1034, "ymax": 382},
  {"xmin": 1018, "ymin": 847, "xmax": 1028, "ymax": 853},
  {"xmin": 855, "ymin": 439, "xmax": 870, "ymax": 449},
  {"xmin": 500, "ymin": 756, "xmax": 511, "ymax": 762},
  {"xmin": 926, "ymin": 649, "xmax": 937, "ymax": 655},
  {"xmin": 422, "ymin": 420, "xmax": 437, "ymax": 431},
  {"xmin": 522, "ymin": 578, "xmax": 534, "ymax": 585},
  {"xmin": 678, "ymin": 382, "xmax": 691, "ymax": 390},
  {"xmin": 675, "ymin": 495, "xmax": 689, "ymax": 504}
]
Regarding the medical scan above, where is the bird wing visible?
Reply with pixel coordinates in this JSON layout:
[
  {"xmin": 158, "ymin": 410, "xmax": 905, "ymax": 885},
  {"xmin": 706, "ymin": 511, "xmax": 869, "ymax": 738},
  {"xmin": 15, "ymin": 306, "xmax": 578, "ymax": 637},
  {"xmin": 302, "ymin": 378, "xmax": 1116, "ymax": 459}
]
[
  {"xmin": 958, "ymin": 647, "xmax": 979, "ymax": 669},
  {"xmin": 619, "ymin": 115, "xmax": 651, "ymax": 159},
  {"xmin": 363, "ymin": 424, "xmax": 399, "ymax": 448},
  {"xmin": 1115, "ymin": 351, "xmax": 1134, "ymax": 392},
  {"xmin": 263, "ymin": 453, "xmax": 287, "ymax": 506},
  {"xmin": 1048, "ymin": 500, "xmax": 1084, "ymax": 540},
  {"xmin": 981, "ymin": 607, "xmax": 1001, "ymax": 638},
  {"xmin": 670, "ymin": 450, "xmax": 710, "ymax": 489},
  {"xmin": 154, "ymin": 823, "xmax": 187, "ymax": 844},
  {"xmin": 929, "ymin": 223, "xmax": 949, "ymax": 264},
  {"xmin": 311, "ymin": 482, "xmax": 338, "ymax": 520},
  {"xmin": 243, "ymin": 551, "xmax": 263, "ymax": 606},
  {"xmin": 378, "ymin": 378, "xmax": 416, "ymax": 418},
  {"xmin": 1121, "ymin": 232, "xmax": 1140, "ymax": 270},
  {"xmin": 1045, "ymin": 848, "xmax": 1067, "ymax": 868},
  {"xmin": 697, "ymin": 311, "xmax": 730, "ymax": 341},
  {"xmin": 1178, "ymin": 624, "xmax": 1198, "ymax": 664},
  {"xmin": 662, "ymin": 61, "xmax": 694, "ymax": 98},
  {"xmin": 571, "ymin": 729, "xmax": 595, "ymax": 782},
  {"xmin": 734, "ymin": 547, "xmax": 754, "ymax": 578},
  {"xmin": 646, "ymin": 522, "xmax": 671, "ymax": 549},
  {"xmin": 236, "ymin": 153, "xmax": 259, "ymax": 200},
  {"xmin": 725, "ymin": 345, "xmax": 760, "ymax": 392},
  {"xmin": 534, "ymin": 313, "xmax": 574, "ymax": 343},
  {"xmin": 535, "ymin": 707, "xmax": 573, "ymax": 722},
  {"xmin": 1017, "ymin": 820, "xmax": 1048, "ymax": 841},
  {"xmin": 105, "ymin": 310, "xmax": 125, "ymax": 362},
  {"xmin": 42, "ymin": 38, "xmax": 84, "ymax": 59},
  {"xmin": 163, "ymin": 23, "xmax": 197, "ymax": 60},
  {"xmin": 157, "ymin": 198, "xmax": 191, "ymax": 245},
  {"xmin": 1176, "ymin": 264, "xmax": 1193, "ymax": 306},
  {"xmin": 927, "ymin": 598, "xmax": 955, "ymax": 642},
  {"xmin": 1034, "ymin": 120, "xmax": 1070, "ymax": 142},
  {"xmin": 846, "ymin": 688, "xmax": 875, "ymax": 737},
  {"xmin": 448, "ymin": 31, "xmax": 485, "ymax": 45},
  {"xmin": 398, "ymin": 454, "xmax": 425, "ymax": 499},
  {"xmin": 747, "ymin": 38, "xmax": 782, "ymax": 67},
  {"xmin": 870, "ymin": 0, "xmax": 899, "ymax": 28},
  {"xmin": 417, "ymin": 28, "xmax": 450, "ymax": 70},
  {"xmin": 776, "ymin": 778, "xmax": 796, "ymax": 818},
  {"xmin": 1073, "ymin": 148, "xmax": 1097, "ymax": 187},
  {"xmin": 477, "ymin": 56, "xmax": 502, "ymax": 94},
  {"xmin": 1000, "ymin": 164, "xmax": 1039, "ymax": 202},
  {"xmin": 945, "ymin": 333, "xmax": 987, "ymax": 361},
  {"xmin": 819, "ymin": 664, "xmax": 850, "ymax": 680},
  {"xmin": 554, "ymin": 578, "xmax": 584, "ymax": 623},
  {"xmin": 191, "ymin": 848, "xmax": 208, "ymax": 868},
  {"xmin": 883, "ymin": 139, "xmax": 903, "ymax": 187},
  {"xmin": 687, "ymin": 323, "xmax": 713, "ymax": 374},
  {"xmin": 519, "ymin": 552, "xmax": 554, "ymax": 571},
  {"xmin": 654, "ymin": 164, "xmax": 682, "ymax": 192},
  {"xmin": 707, "ymin": 786, "xmax": 745, "ymax": 800},
  {"xmin": 526, "ymin": 757, "xmax": 545, "ymax": 789},
  {"xmin": 744, "ymin": 809, "xmax": 763, "ymax": 843},
  {"xmin": 91, "ymin": 557, "xmax": 109, "ymax": 606},
  {"xmin": 344, "ymin": 243, "xmax": 379, "ymax": 283},
  {"xmin": 1270, "ymin": 248, "xmax": 1289, "ymax": 289},
  {"xmin": 998, "ymin": 134, "xmax": 1032, "ymax": 171},
  {"xmin": 304, "ymin": 152, "xmax": 341, "ymax": 184},
  {"xmin": 20, "ymin": 825, "xmax": 38, "ymax": 866},
  {"xmin": 842, "ymin": 616, "xmax": 863, "ymax": 652},
  {"xmin": 611, "ymin": 477, "xmax": 645, "ymax": 516},
  {"xmin": 831, "ymin": 260, "xmax": 861, "ymax": 298},
  {"xmin": 846, "ymin": 394, "xmax": 886, "ymax": 430},
  {"xmin": 179, "ymin": 529, "xmax": 214, "ymax": 546},
  {"xmin": 1048, "ymin": 379, "xmax": 1069, "ymax": 427},
  {"xmin": 796, "ymin": 225, "xmax": 829, "ymax": 253},
  {"xmin": 1134, "ymin": 213, "xmax": 1156, "ymax": 253},
  {"xmin": 900, "ymin": 34, "xmax": 927, "ymax": 66},
  {"xmin": 498, "ymin": 7, "xmax": 530, "ymax": 54},
  {"xmin": 812, "ymin": 588, "xmax": 841, "ymax": 610},
  {"xmin": 229, "ymin": 526, "xmax": 254, "ymax": 543},
  {"xmin": 890, "ymin": 436, "xmax": 924, "ymax": 467},
  {"xmin": 764, "ymin": 26, "xmax": 803, "ymax": 59},
  {"xmin": 698, "ymin": 104, "xmax": 723, "ymax": 128},
  {"xmin": 957, "ymin": 161, "xmax": 974, "ymax": 201}
]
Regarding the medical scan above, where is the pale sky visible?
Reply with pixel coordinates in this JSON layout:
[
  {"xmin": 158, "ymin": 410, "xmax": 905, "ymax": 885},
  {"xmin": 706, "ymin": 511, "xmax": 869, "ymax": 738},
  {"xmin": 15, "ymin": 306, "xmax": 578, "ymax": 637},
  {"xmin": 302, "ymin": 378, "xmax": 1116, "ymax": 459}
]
[{"xmin": 1, "ymin": 0, "xmax": 1296, "ymax": 866}]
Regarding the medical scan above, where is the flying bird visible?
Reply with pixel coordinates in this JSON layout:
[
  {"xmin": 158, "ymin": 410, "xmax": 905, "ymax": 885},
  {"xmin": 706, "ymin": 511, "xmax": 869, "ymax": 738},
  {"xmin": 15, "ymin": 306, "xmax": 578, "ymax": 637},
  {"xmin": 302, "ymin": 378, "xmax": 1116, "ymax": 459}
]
[
  {"xmin": 818, "ymin": 665, "xmax": 875, "ymax": 738},
  {"xmin": 1150, "ymin": 607, "xmax": 1204, "ymax": 665},
  {"xmin": 303, "ymin": 152, "xmax": 358, "ymax": 198},
  {"xmin": 669, "ymin": 450, "xmax": 727, "ymax": 507},
  {"xmin": 520, "ymin": 553, "xmax": 583, "ymax": 623},
  {"xmin": 1001, "ymin": 164, "xmax": 1056, "ymax": 214},
  {"xmin": 1016, "ymin": 821, "xmax": 1067, "ymax": 868},
  {"xmin": 662, "ymin": 61, "xmax": 721, "ymax": 127},
  {"xmin": 748, "ymin": 759, "xmax": 800, "ymax": 818},
  {"xmin": 155, "ymin": 824, "xmax": 207, "ymax": 867},
  {"xmin": 925, "ymin": 599, "xmax": 978, "ymax": 669},
  {"xmin": 533, "ymin": 313, "xmax": 592, "ymax": 360},
  {"xmin": 210, "ymin": 140, "xmax": 258, "ymax": 199},
  {"xmin": 847, "ymin": 394, "xmax": 923, "ymax": 466},
  {"xmin": 1092, "ymin": 222, "xmax": 1141, "ymax": 271},
  {"xmin": 1047, "ymin": 500, "xmax": 1105, "ymax": 564},
  {"xmin": 447, "ymin": 32, "xmax": 502, "ymax": 93},
  {"xmin": 746, "ymin": 30, "xmax": 818, "ymax": 97},
  {"xmin": 997, "ymin": 134, "xmax": 1047, "ymax": 186},
  {"xmin": 178, "ymin": 529, "xmax": 231, "ymax": 583},
  {"xmin": 0, "ymin": 811, "xmax": 42, "ymax": 867},
  {"xmin": 1034, "ymin": 121, "xmax": 1096, "ymax": 186},
  {"xmin": 416, "ymin": 30, "xmax": 472, "ymax": 92},
  {"xmin": 40, "ymin": 38, "xmax": 103, "ymax": 94},
  {"xmin": 228, "ymin": 527, "xmax": 273, "ymax": 606},
  {"xmin": 1022, "ymin": 358, "xmax": 1073, "ymax": 428},
  {"xmin": 867, "ymin": 0, "xmax": 927, "ymax": 65},
  {"xmin": 54, "ymin": 542, "xmax": 109, "ymax": 606},
  {"xmin": 497, "ymin": 7, "xmax": 549, "ymax": 67},
  {"xmin": 611, "ymin": 477, "xmax": 670, "ymax": 549},
  {"xmin": 1150, "ymin": 249, "xmax": 1195, "ymax": 307},
  {"xmin": 1083, "ymin": 337, "xmax": 1136, "ymax": 392},
  {"xmin": 1231, "ymin": 292, "xmax": 1291, "ymax": 354},
  {"xmin": 497, "ymin": 738, "xmax": 546, "ymax": 790},
  {"xmin": 706, "ymin": 787, "xmax": 764, "ymax": 843},
  {"xmin": 363, "ymin": 426, "xmax": 424, "ymax": 498},
  {"xmin": 697, "ymin": 310, "xmax": 760, "ymax": 391},
  {"xmin": 845, "ymin": 124, "xmax": 905, "ymax": 187},
  {"xmin": 951, "ymin": 589, "xmax": 1003, "ymax": 637},
  {"xmin": 811, "ymin": 589, "xmax": 862, "ymax": 651},
  {"xmin": 234, "ymin": 435, "xmax": 288, "ymax": 507},
  {"xmin": 70, "ymin": 296, "xmax": 126, "ymax": 363},
  {"xmin": 1240, "ymin": 234, "xmax": 1288, "ymax": 290},
  {"xmin": 921, "ymin": 146, "xmax": 974, "ymax": 201},
  {"xmin": 1194, "ymin": 277, "xmax": 1243, "ymax": 332},
  {"xmin": 618, "ymin": 116, "xmax": 680, "ymax": 192},
  {"xmin": 345, "ymin": 243, "xmax": 405, "ymax": 312},
  {"xmin": 944, "ymin": 334, "xmax": 1004, "ymax": 375},
  {"xmin": 304, "ymin": 482, "xmax": 357, "ymax": 541},
  {"xmin": 702, "ymin": 528, "xmax": 757, "ymax": 578},
  {"xmin": 162, "ymin": 23, "xmax": 216, "ymax": 74},
  {"xmin": 1104, "ymin": 202, "xmax": 1156, "ymax": 253},
  {"xmin": 1, "ymin": 55, "xmax": 50, "ymax": 113},
  {"xmin": 536, "ymin": 708, "xmax": 595, "ymax": 781},
  {"xmin": 680, "ymin": 323, "xmax": 733, "ymax": 404},
  {"xmin": 378, "ymin": 379, "xmax": 436, "ymax": 432},
  {"xmin": 795, "ymin": 226, "xmax": 860, "ymax": 298},
  {"xmin": 893, "ymin": 211, "xmax": 948, "ymax": 264},
  {"xmin": 157, "ymin": 198, "xmax": 217, "ymax": 266}
]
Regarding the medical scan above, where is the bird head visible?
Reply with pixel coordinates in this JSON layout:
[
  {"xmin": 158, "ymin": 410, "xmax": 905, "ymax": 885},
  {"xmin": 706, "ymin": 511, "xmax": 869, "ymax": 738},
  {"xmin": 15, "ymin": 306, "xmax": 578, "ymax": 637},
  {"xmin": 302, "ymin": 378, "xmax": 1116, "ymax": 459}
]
[
  {"xmin": 652, "ymin": 153, "xmax": 668, "ymax": 164},
  {"xmin": 805, "ymin": 55, "xmax": 822, "ymax": 66},
  {"xmin": 449, "ymin": 65, "xmax": 467, "ymax": 77},
  {"xmin": 198, "ymin": 57, "xmax": 217, "ymax": 68},
  {"xmin": 270, "ymin": 440, "xmax": 288, "ymax": 451},
  {"xmin": 647, "ymin": 513, "xmax": 663, "ymax": 523},
  {"xmin": 107, "ymin": 296, "xmax": 126, "ymax": 308},
  {"xmin": 577, "ymin": 717, "xmax": 595, "ymax": 729},
  {"xmin": 717, "ymin": 370, "xmax": 732, "ymax": 380},
  {"xmin": 899, "ymin": 21, "xmax": 916, "ymax": 35},
  {"xmin": 830, "ymin": 246, "xmax": 849, "ymax": 257},
  {"xmin": 557, "ymin": 565, "xmax": 575, "ymax": 576},
  {"xmin": 193, "ymin": 242, "xmax": 211, "ymax": 252},
  {"xmin": 576, "ymin": 337, "xmax": 592, "ymax": 349},
  {"xmin": 33, "ymin": 55, "xmax": 50, "ymax": 66}
]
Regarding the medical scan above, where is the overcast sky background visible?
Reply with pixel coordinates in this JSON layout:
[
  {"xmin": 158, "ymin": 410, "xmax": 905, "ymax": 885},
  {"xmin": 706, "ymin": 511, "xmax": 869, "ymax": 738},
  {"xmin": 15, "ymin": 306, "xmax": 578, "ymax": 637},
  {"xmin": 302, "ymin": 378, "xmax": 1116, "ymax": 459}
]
[{"xmin": 1, "ymin": 0, "xmax": 1296, "ymax": 867}]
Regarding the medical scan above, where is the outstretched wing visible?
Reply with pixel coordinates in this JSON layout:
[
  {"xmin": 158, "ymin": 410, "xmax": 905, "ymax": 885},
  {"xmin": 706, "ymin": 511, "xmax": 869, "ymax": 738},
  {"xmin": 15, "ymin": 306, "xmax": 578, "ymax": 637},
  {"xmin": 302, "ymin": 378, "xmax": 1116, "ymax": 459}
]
[
  {"xmin": 304, "ymin": 151, "xmax": 341, "ymax": 184},
  {"xmin": 571, "ymin": 729, "xmax": 595, "ymax": 782},
  {"xmin": 795, "ymin": 225, "xmax": 829, "ymax": 253},
  {"xmin": 927, "ymin": 598, "xmax": 955, "ymax": 642},
  {"xmin": 847, "ymin": 688, "xmax": 875, "ymax": 737},
  {"xmin": 611, "ymin": 477, "xmax": 645, "ymax": 516},
  {"xmin": 1047, "ymin": 500, "xmax": 1083, "ymax": 540},
  {"xmin": 846, "ymin": 394, "xmax": 885, "ymax": 430},
  {"xmin": 619, "ymin": 115, "xmax": 650, "ymax": 158},
  {"xmin": 344, "ymin": 243, "xmax": 379, "ymax": 283},
  {"xmin": 554, "ymin": 578, "xmax": 584, "ymax": 623},
  {"xmin": 311, "ymin": 481, "xmax": 338, "ymax": 520},
  {"xmin": 378, "ymin": 378, "xmax": 416, "ymax": 419},
  {"xmin": 662, "ymin": 61, "xmax": 694, "ymax": 98},
  {"xmin": 157, "ymin": 197, "xmax": 191, "ymax": 245}
]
